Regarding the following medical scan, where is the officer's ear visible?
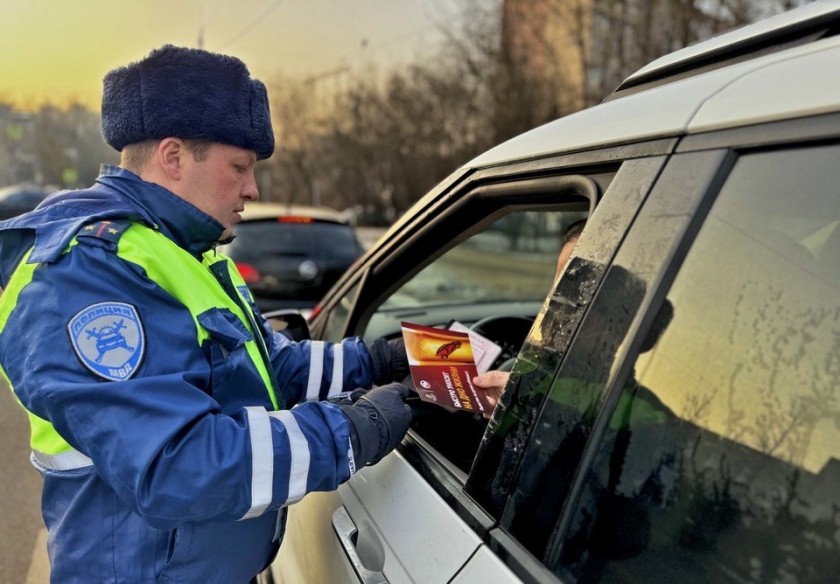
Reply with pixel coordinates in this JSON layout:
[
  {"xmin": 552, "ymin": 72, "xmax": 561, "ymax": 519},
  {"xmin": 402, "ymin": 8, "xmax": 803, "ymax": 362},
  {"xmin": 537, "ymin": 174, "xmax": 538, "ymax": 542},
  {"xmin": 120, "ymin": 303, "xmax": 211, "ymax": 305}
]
[{"xmin": 157, "ymin": 138, "xmax": 188, "ymax": 180}]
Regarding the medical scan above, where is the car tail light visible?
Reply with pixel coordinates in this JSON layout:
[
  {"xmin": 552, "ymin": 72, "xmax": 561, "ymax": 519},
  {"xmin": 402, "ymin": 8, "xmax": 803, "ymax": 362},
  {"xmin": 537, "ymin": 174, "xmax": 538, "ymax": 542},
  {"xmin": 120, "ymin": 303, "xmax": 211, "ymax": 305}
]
[
  {"xmin": 234, "ymin": 262, "xmax": 261, "ymax": 284},
  {"xmin": 310, "ymin": 304, "xmax": 322, "ymax": 320}
]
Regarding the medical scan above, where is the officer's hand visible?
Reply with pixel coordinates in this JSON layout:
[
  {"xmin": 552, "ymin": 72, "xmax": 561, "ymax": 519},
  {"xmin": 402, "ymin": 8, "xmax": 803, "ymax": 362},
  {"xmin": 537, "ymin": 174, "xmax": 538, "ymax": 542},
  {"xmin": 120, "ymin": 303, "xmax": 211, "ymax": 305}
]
[
  {"xmin": 369, "ymin": 337, "xmax": 409, "ymax": 385},
  {"xmin": 339, "ymin": 382, "xmax": 413, "ymax": 467}
]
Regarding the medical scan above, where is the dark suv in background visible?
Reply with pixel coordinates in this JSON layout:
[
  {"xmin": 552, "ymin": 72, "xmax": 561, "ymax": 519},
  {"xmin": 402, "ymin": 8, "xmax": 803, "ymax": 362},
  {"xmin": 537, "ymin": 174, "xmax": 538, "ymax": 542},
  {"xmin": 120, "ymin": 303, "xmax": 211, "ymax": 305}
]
[
  {"xmin": 221, "ymin": 203, "xmax": 364, "ymax": 313},
  {"xmin": 0, "ymin": 184, "xmax": 52, "ymax": 220},
  {"xmin": 267, "ymin": 3, "xmax": 840, "ymax": 583}
]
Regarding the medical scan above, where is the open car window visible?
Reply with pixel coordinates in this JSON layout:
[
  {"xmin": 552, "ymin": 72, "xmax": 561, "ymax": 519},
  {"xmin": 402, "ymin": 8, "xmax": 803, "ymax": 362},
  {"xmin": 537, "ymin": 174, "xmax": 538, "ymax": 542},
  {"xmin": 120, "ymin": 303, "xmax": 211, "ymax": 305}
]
[
  {"xmin": 381, "ymin": 211, "xmax": 586, "ymax": 310},
  {"xmin": 365, "ymin": 209, "xmax": 589, "ymax": 368},
  {"xmin": 378, "ymin": 209, "xmax": 589, "ymax": 474}
]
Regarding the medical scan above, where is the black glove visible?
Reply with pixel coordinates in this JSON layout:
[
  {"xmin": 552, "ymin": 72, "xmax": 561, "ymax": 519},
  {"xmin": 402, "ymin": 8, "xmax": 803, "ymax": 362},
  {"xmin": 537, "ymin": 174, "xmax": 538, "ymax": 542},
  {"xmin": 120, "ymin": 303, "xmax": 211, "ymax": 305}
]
[
  {"xmin": 369, "ymin": 337, "xmax": 410, "ymax": 385},
  {"xmin": 339, "ymin": 382, "xmax": 413, "ymax": 467}
]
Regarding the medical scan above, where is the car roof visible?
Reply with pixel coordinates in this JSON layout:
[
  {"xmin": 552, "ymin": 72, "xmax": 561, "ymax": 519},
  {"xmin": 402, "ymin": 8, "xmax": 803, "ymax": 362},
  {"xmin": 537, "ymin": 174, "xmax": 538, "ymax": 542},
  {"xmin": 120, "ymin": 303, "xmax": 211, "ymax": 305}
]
[
  {"xmin": 619, "ymin": 0, "xmax": 840, "ymax": 92},
  {"xmin": 0, "ymin": 183, "xmax": 50, "ymax": 199},
  {"xmin": 467, "ymin": 2, "xmax": 840, "ymax": 169},
  {"xmin": 239, "ymin": 202, "xmax": 350, "ymax": 224}
]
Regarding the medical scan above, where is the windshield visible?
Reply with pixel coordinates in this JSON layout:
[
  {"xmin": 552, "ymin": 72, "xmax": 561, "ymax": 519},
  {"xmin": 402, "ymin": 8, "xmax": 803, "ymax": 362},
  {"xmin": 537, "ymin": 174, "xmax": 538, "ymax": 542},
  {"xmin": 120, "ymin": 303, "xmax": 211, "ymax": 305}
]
[{"xmin": 227, "ymin": 220, "xmax": 362, "ymax": 260}]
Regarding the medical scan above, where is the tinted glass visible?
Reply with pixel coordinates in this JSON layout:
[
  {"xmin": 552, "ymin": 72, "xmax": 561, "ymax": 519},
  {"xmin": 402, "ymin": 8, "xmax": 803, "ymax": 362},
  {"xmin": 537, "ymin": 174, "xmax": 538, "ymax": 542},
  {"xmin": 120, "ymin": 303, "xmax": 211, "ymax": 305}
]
[
  {"xmin": 466, "ymin": 157, "xmax": 672, "ymax": 520},
  {"xmin": 556, "ymin": 145, "xmax": 840, "ymax": 582},
  {"xmin": 227, "ymin": 221, "xmax": 361, "ymax": 260},
  {"xmin": 467, "ymin": 156, "xmax": 671, "ymax": 519}
]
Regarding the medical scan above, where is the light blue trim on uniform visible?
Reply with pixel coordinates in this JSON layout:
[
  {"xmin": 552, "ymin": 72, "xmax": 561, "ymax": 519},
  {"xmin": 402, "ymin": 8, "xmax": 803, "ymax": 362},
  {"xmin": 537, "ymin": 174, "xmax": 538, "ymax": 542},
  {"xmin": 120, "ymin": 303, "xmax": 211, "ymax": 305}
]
[
  {"xmin": 31, "ymin": 449, "xmax": 93, "ymax": 471},
  {"xmin": 347, "ymin": 437, "xmax": 357, "ymax": 475},
  {"xmin": 241, "ymin": 406, "xmax": 273, "ymax": 520},
  {"xmin": 306, "ymin": 341, "xmax": 325, "ymax": 401},
  {"xmin": 327, "ymin": 344, "xmax": 344, "ymax": 398},
  {"xmin": 269, "ymin": 410, "xmax": 310, "ymax": 505}
]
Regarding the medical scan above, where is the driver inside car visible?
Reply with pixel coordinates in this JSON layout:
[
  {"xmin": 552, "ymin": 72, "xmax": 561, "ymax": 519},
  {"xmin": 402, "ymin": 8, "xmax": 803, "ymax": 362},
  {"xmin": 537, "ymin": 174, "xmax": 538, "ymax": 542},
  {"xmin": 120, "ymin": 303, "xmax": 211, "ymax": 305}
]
[{"xmin": 472, "ymin": 218, "xmax": 587, "ymax": 415}]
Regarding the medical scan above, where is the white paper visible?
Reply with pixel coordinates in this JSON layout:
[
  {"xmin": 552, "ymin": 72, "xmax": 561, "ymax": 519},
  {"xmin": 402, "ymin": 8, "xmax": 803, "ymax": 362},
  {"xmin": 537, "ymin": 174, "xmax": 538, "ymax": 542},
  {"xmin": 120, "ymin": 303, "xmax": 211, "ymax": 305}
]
[{"xmin": 448, "ymin": 321, "xmax": 503, "ymax": 374}]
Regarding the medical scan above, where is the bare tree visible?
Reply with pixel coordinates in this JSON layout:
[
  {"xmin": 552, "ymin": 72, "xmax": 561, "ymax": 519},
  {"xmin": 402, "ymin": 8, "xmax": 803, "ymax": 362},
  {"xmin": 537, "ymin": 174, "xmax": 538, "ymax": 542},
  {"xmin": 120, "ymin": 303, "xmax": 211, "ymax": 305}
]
[
  {"xmin": 33, "ymin": 103, "xmax": 117, "ymax": 188},
  {"xmin": 264, "ymin": 0, "xmax": 815, "ymax": 218},
  {"xmin": 265, "ymin": 76, "xmax": 331, "ymax": 206},
  {"xmin": 581, "ymin": 0, "xmax": 815, "ymax": 104},
  {"xmin": 0, "ymin": 103, "xmax": 23, "ymax": 186}
]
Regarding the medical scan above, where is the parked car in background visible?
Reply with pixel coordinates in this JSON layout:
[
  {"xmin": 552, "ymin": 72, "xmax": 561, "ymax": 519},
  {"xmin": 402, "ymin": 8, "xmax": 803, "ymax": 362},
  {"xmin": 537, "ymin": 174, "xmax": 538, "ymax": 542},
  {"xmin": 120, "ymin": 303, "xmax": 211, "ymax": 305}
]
[
  {"xmin": 0, "ymin": 184, "xmax": 51, "ymax": 220},
  {"xmin": 220, "ymin": 203, "xmax": 364, "ymax": 313},
  {"xmin": 266, "ymin": 2, "xmax": 840, "ymax": 583}
]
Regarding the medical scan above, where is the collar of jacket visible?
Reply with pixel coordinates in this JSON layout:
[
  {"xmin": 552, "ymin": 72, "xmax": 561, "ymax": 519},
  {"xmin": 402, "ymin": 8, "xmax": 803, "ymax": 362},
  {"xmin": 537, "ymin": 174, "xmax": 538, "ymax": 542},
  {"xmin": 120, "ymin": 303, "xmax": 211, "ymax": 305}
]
[
  {"xmin": 0, "ymin": 166, "xmax": 226, "ymax": 267},
  {"xmin": 95, "ymin": 165, "xmax": 225, "ymax": 257}
]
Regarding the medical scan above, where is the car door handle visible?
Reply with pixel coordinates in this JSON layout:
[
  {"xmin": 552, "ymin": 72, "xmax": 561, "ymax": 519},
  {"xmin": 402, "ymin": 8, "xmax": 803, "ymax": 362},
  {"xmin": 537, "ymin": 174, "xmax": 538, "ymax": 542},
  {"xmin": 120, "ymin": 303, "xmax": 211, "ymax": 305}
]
[{"xmin": 332, "ymin": 506, "xmax": 388, "ymax": 584}]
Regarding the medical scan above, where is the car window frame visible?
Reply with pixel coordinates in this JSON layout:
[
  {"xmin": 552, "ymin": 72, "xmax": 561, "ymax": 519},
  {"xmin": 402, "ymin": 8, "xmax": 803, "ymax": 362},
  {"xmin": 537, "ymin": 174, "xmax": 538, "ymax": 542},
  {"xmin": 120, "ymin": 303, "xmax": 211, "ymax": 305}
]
[
  {"xmin": 315, "ymin": 176, "xmax": 607, "ymax": 341},
  {"xmin": 309, "ymin": 139, "xmax": 677, "ymax": 342},
  {"xmin": 351, "ymin": 175, "xmax": 607, "ymax": 340},
  {"xmin": 349, "ymin": 177, "xmax": 611, "ymax": 485}
]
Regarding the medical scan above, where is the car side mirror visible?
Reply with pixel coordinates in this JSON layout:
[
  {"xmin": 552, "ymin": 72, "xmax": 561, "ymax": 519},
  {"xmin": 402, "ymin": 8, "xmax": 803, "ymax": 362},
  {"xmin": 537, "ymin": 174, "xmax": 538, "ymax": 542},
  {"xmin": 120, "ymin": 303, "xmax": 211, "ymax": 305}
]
[{"xmin": 263, "ymin": 309, "xmax": 311, "ymax": 341}]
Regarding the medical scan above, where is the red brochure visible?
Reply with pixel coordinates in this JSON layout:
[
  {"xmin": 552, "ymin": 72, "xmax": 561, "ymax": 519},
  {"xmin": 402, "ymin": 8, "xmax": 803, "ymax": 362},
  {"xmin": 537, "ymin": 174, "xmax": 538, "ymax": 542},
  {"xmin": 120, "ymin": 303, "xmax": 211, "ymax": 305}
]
[{"xmin": 401, "ymin": 321, "xmax": 493, "ymax": 416}]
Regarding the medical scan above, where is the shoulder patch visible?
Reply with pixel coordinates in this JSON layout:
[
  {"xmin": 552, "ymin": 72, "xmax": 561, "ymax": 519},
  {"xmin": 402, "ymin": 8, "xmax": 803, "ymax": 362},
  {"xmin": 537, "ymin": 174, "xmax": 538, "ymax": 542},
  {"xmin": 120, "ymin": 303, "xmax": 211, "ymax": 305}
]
[
  {"xmin": 77, "ymin": 220, "xmax": 132, "ymax": 244},
  {"xmin": 68, "ymin": 302, "xmax": 145, "ymax": 381}
]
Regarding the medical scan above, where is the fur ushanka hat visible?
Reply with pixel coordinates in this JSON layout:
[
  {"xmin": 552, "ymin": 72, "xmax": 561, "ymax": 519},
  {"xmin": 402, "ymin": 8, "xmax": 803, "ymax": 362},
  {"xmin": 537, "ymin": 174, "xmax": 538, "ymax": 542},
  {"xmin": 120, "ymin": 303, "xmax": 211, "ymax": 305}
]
[{"xmin": 101, "ymin": 45, "xmax": 274, "ymax": 159}]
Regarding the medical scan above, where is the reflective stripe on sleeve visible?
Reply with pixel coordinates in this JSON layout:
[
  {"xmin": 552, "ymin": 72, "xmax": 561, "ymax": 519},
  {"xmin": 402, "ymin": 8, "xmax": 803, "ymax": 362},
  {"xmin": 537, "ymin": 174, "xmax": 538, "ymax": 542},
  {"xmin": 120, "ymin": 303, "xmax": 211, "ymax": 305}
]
[
  {"xmin": 347, "ymin": 436, "xmax": 357, "ymax": 475},
  {"xmin": 30, "ymin": 449, "xmax": 93, "ymax": 471},
  {"xmin": 326, "ymin": 343, "xmax": 344, "ymax": 398},
  {"xmin": 305, "ymin": 341, "xmax": 325, "ymax": 401},
  {"xmin": 269, "ymin": 410, "xmax": 310, "ymax": 505},
  {"xmin": 240, "ymin": 406, "xmax": 274, "ymax": 520}
]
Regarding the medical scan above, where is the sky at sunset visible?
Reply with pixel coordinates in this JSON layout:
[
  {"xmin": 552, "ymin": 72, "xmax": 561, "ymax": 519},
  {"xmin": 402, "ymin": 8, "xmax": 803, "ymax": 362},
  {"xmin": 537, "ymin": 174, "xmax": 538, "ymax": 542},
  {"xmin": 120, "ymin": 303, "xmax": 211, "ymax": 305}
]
[{"xmin": 0, "ymin": 0, "xmax": 462, "ymax": 110}]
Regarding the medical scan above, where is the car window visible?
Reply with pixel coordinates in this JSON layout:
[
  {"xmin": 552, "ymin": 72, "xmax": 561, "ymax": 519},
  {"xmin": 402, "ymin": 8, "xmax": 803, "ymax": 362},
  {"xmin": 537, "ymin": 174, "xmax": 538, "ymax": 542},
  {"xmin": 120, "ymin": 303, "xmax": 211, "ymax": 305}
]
[
  {"xmin": 227, "ymin": 220, "xmax": 362, "ymax": 260},
  {"xmin": 550, "ymin": 144, "xmax": 840, "ymax": 582},
  {"xmin": 382, "ymin": 211, "xmax": 582, "ymax": 309},
  {"xmin": 322, "ymin": 278, "xmax": 363, "ymax": 342},
  {"xmin": 389, "ymin": 209, "xmax": 587, "ymax": 473},
  {"xmin": 0, "ymin": 186, "xmax": 49, "ymax": 219},
  {"xmin": 4, "ymin": 191, "xmax": 40, "ymax": 204}
]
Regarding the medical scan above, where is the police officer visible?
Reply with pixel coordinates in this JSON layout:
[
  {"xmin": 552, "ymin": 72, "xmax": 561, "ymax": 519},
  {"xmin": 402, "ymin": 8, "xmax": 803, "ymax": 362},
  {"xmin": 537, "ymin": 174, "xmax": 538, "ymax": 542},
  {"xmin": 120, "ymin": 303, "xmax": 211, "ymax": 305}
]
[{"xmin": 0, "ymin": 45, "xmax": 412, "ymax": 583}]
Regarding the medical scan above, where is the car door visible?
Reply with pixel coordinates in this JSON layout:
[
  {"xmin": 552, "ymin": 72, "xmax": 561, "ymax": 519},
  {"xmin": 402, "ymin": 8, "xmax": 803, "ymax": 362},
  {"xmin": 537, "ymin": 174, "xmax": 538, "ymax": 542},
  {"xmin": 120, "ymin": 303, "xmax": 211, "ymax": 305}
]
[
  {"xmin": 488, "ymin": 127, "xmax": 840, "ymax": 581},
  {"xmin": 271, "ymin": 142, "xmax": 672, "ymax": 583}
]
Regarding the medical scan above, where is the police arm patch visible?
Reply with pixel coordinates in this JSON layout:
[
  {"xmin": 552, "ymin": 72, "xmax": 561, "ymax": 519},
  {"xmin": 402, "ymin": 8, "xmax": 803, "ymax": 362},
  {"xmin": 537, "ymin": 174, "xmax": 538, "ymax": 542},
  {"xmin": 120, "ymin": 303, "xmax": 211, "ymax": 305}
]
[{"xmin": 68, "ymin": 302, "xmax": 145, "ymax": 381}]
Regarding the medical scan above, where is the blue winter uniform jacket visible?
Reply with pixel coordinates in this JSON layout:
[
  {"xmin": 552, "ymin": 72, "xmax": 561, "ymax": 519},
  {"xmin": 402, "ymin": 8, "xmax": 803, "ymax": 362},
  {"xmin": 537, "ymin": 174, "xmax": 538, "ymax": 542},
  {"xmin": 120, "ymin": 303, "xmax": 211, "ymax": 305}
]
[{"xmin": 0, "ymin": 166, "xmax": 375, "ymax": 583}]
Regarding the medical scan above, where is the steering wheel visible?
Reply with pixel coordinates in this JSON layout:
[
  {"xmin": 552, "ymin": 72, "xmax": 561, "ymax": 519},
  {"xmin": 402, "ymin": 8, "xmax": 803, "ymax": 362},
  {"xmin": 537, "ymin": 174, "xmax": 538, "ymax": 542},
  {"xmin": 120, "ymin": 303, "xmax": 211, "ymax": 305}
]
[{"xmin": 470, "ymin": 315, "xmax": 534, "ymax": 372}]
